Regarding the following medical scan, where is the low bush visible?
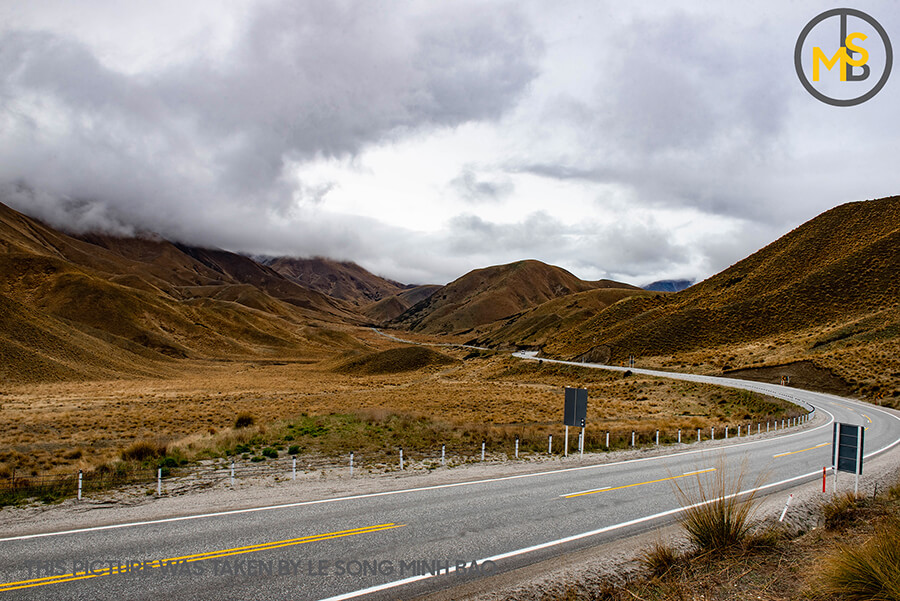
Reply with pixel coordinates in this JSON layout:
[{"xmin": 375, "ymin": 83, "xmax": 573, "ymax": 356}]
[
  {"xmin": 820, "ymin": 518, "xmax": 900, "ymax": 600},
  {"xmin": 234, "ymin": 413, "xmax": 255, "ymax": 429}
]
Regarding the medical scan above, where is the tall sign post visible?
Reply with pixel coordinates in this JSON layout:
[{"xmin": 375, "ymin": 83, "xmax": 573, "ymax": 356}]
[
  {"xmin": 564, "ymin": 387, "xmax": 588, "ymax": 458},
  {"xmin": 832, "ymin": 422, "xmax": 865, "ymax": 494}
]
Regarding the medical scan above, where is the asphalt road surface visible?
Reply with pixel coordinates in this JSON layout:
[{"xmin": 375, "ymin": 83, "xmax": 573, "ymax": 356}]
[{"xmin": 2, "ymin": 355, "xmax": 899, "ymax": 601}]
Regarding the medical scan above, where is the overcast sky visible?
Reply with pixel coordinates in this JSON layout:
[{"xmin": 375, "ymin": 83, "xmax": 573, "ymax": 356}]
[{"xmin": 1, "ymin": 1, "xmax": 897, "ymax": 286}]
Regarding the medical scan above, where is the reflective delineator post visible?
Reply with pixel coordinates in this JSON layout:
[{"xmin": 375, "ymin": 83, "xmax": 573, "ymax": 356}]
[
  {"xmin": 631, "ymin": 431, "xmax": 635, "ymax": 447},
  {"xmin": 441, "ymin": 444, "xmax": 446, "ymax": 466},
  {"xmin": 230, "ymin": 460, "xmax": 235, "ymax": 487},
  {"xmin": 711, "ymin": 427, "xmax": 715, "ymax": 440},
  {"xmin": 515, "ymin": 436, "xmax": 519, "ymax": 459},
  {"xmin": 292, "ymin": 456, "xmax": 297, "ymax": 480},
  {"xmin": 779, "ymin": 494, "xmax": 793, "ymax": 522},
  {"xmin": 481, "ymin": 440, "xmax": 486, "ymax": 462},
  {"xmin": 725, "ymin": 426, "xmax": 729, "ymax": 440},
  {"xmin": 697, "ymin": 428, "xmax": 700, "ymax": 442},
  {"xmin": 548, "ymin": 434, "xmax": 552, "ymax": 455},
  {"xmin": 677, "ymin": 429, "xmax": 681, "ymax": 443},
  {"xmin": 605, "ymin": 431, "xmax": 609, "ymax": 449},
  {"xmin": 655, "ymin": 430, "xmax": 659, "ymax": 446},
  {"xmin": 399, "ymin": 447, "xmax": 404, "ymax": 470},
  {"xmin": 350, "ymin": 452, "xmax": 354, "ymax": 478},
  {"xmin": 77, "ymin": 469, "xmax": 82, "ymax": 501},
  {"xmin": 157, "ymin": 468, "xmax": 162, "ymax": 496},
  {"xmin": 564, "ymin": 426, "xmax": 569, "ymax": 458}
]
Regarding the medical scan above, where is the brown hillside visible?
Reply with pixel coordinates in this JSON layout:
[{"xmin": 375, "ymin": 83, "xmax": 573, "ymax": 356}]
[
  {"xmin": 391, "ymin": 259, "xmax": 639, "ymax": 335},
  {"xmin": 470, "ymin": 287, "xmax": 654, "ymax": 350},
  {"xmin": 333, "ymin": 346, "xmax": 458, "ymax": 375},
  {"xmin": 263, "ymin": 256, "xmax": 407, "ymax": 305},
  {"xmin": 361, "ymin": 284, "xmax": 442, "ymax": 323},
  {"xmin": 542, "ymin": 196, "xmax": 900, "ymax": 401},
  {"xmin": 0, "ymin": 201, "xmax": 367, "ymax": 383}
]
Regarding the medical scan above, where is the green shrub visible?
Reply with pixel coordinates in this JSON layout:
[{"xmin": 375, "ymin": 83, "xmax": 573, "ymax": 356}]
[
  {"xmin": 250, "ymin": 456, "xmax": 264, "ymax": 463},
  {"xmin": 261, "ymin": 447, "xmax": 278, "ymax": 459},
  {"xmin": 288, "ymin": 445, "xmax": 301, "ymax": 455}
]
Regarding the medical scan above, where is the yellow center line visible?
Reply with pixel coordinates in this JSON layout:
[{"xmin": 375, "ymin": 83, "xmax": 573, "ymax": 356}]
[
  {"xmin": 862, "ymin": 414, "xmax": 872, "ymax": 424},
  {"xmin": 773, "ymin": 442, "xmax": 829, "ymax": 459},
  {"xmin": 0, "ymin": 523, "xmax": 403, "ymax": 593},
  {"xmin": 562, "ymin": 468, "xmax": 715, "ymax": 499}
]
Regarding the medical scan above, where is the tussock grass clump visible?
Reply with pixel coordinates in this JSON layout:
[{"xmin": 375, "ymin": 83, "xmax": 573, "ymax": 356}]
[
  {"xmin": 120, "ymin": 440, "xmax": 167, "ymax": 462},
  {"xmin": 639, "ymin": 541, "xmax": 680, "ymax": 578},
  {"xmin": 673, "ymin": 459, "xmax": 763, "ymax": 552},
  {"xmin": 820, "ymin": 518, "xmax": 900, "ymax": 601},
  {"xmin": 234, "ymin": 413, "xmax": 255, "ymax": 429},
  {"xmin": 823, "ymin": 491, "xmax": 870, "ymax": 530}
]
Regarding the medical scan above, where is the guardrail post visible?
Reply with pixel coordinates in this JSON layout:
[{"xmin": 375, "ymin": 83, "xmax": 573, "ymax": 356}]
[{"xmin": 77, "ymin": 469, "xmax": 82, "ymax": 501}]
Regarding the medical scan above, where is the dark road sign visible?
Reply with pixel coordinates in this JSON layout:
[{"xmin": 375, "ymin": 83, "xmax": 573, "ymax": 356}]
[{"xmin": 564, "ymin": 387, "xmax": 588, "ymax": 427}]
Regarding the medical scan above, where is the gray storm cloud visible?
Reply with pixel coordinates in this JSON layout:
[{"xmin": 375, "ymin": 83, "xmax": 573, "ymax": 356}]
[{"xmin": 0, "ymin": 0, "xmax": 540, "ymax": 258}]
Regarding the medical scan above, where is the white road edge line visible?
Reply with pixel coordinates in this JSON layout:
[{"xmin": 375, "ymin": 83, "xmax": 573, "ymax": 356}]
[
  {"xmin": 315, "ymin": 467, "xmax": 846, "ymax": 601},
  {"xmin": 559, "ymin": 486, "xmax": 610, "ymax": 497}
]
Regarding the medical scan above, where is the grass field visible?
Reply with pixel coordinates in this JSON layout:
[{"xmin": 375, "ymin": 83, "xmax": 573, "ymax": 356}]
[{"xmin": 0, "ymin": 335, "xmax": 800, "ymax": 478}]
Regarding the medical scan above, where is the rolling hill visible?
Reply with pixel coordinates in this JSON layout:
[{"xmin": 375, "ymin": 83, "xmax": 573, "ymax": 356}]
[
  {"xmin": 389, "ymin": 259, "xmax": 640, "ymax": 335},
  {"xmin": 0, "ymin": 200, "xmax": 367, "ymax": 383},
  {"xmin": 539, "ymin": 196, "xmax": 900, "ymax": 401},
  {"xmin": 261, "ymin": 256, "xmax": 412, "ymax": 305}
]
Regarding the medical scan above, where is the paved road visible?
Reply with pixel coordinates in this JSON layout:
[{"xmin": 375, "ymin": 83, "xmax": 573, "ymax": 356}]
[{"xmin": 2, "ymin": 356, "xmax": 899, "ymax": 601}]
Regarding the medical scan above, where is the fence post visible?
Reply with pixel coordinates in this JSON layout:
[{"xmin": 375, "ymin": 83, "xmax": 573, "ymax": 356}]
[
  {"xmin": 231, "ymin": 460, "xmax": 235, "ymax": 487},
  {"xmin": 157, "ymin": 468, "xmax": 162, "ymax": 496},
  {"xmin": 515, "ymin": 436, "xmax": 519, "ymax": 459},
  {"xmin": 77, "ymin": 469, "xmax": 83, "ymax": 501},
  {"xmin": 350, "ymin": 452, "xmax": 354, "ymax": 478},
  {"xmin": 441, "ymin": 444, "xmax": 446, "ymax": 466},
  {"xmin": 292, "ymin": 457, "xmax": 297, "ymax": 480}
]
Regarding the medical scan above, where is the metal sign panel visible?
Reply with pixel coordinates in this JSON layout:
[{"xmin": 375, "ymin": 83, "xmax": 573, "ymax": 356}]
[
  {"xmin": 833, "ymin": 422, "xmax": 865, "ymax": 475},
  {"xmin": 564, "ymin": 387, "xmax": 588, "ymax": 427}
]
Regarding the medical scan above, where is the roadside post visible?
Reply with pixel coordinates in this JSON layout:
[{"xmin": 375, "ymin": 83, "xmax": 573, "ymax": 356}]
[
  {"xmin": 832, "ymin": 423, "xmax": 865, "ymax": 494},
  {"xmin": 563, "ymin": 387, "xmax": 588, "ymax": 459}
]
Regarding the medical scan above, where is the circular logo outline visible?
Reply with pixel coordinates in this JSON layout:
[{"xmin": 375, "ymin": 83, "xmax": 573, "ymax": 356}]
[{"xmin": 794, "ymin": 8, "xmax": 893, "ymax": 106}]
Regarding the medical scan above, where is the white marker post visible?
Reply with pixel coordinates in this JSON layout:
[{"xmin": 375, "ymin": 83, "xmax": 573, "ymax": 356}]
[
  {"xmin": 548, "ymin": 434, "xmax": 552, "ymax": 455},
  {"xmin": 677, "ymin": 429, "xmax": 681, "ymax": 444},
  {"xmin": 292, "ymin": 457, "xmax": 297, "ymax": 480},
  {"xmin": 481, "ymin": 440, "xmax": 486, "ymax": 462},
  {"xmin": 605, "ymin": 431, "xmax": 609, "ymax": 449},
  {"xmin": 399, "ymin": 448, "xmax": 404, "ymax": 470},
  {"xmin": 697, "ymin": 428, "xmax": 700, "ymax": 443},
  {"xmin": 631, "ymin": 431, "xmax": 635, "ymax": 447},
  {"xmin": 77, "ymin": 469, "xmax": 83, "ymax": 501},
  {"xmin": 564, "ymin": 426, "xmax": 569, "ymax": 458},
  {"xmin": 350, "ymin": 452, "xmax": 354, "ymax": 478},
  {"xmin": 779, "ymin": 494, "xmax": 793, "ymax": 522},
  {"xmin": 655, "ymin": 430, "xmax": 659, "ymax": 446},
  {"xmin": 230, "ymin": 460, "xmax": 235, "ymax": 487},
  {"xmin": 441, "ymin": 444, "xmax": 446, "ymax": 466},
  {"xmin": 157, "ymin": 468, "xmax": 162, "ymax": 497},
  {"xmin": 515, "ymin": 436, "xmax": 519, "ymax": 459}
]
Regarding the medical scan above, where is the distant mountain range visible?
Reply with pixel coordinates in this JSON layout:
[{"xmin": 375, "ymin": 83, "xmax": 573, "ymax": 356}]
[
  {"xmin": 2, "ymin": 194, "xmax": 898, "ymax": 402},
  {"xmin": 643, "ymin": 279, "xmax": 693, "ymax": 292}
]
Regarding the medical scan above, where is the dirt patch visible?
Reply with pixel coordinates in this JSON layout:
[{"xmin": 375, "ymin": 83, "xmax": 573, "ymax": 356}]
[{"xmin": 723, "ymin": 360, "xmax": 853, "ymax": 396}]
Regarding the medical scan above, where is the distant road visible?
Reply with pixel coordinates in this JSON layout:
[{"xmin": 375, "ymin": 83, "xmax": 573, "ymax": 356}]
[{"xmin": 3, "ymin": 348, "xmax": 899, "ymax": 600}]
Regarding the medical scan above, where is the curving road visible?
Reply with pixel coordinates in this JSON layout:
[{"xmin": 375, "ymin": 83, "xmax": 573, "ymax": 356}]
[{"xmin": 2, "ymin": 355, "xmax": 899, "ymax": 601}]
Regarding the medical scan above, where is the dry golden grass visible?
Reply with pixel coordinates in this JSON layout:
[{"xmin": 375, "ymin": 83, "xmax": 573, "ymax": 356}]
[{"xmin": 0, "ymin": 335, "xmax": 801, "ymax": 476}]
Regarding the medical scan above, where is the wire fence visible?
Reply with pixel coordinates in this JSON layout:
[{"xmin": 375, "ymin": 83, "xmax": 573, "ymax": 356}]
[{"xmin": 1, "ymin": 411, "xmax": 814, "ymax": 505}]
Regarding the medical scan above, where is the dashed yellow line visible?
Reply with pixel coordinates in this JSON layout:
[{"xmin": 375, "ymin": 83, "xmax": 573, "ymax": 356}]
[
  {"xmin": 0, "ymin": 523, "xmax": 403, "ymax": 592},
  {"xmin": 773, "ymin": 442, "xmax": 829, "ymax": 459},
  {"xmin": 562, "ymin": 468, "xmax": 715, "ymax": 499}
]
